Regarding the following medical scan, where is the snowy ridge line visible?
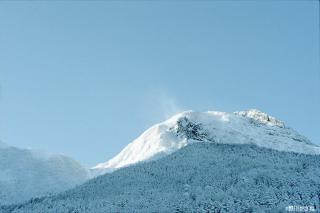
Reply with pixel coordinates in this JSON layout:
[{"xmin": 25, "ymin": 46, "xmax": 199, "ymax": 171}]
[{"xmin": 92, "ymin": 109, "xmax": 319, "ymax": 173}]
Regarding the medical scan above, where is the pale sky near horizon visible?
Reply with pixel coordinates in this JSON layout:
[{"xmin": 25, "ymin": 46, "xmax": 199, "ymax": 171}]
[{"xmin": 0, "ymin": 1, "xmax": 319, "ymax": 167}]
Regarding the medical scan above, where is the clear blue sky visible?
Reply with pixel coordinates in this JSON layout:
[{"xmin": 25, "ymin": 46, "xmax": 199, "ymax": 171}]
[{"xmin": 0, "ymin": 1, "xmax": 319, "ymax": 167}]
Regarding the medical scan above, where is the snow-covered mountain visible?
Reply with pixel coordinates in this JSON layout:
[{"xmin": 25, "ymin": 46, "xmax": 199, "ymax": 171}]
[
  {"xmin": 0, "ymin": 143, "xmax": 90, "ymax": 205},
  {"xmin": 93, "ymin": 109, "xmax": 319, "ymax": 173},
  {"xmin": 2, "ymin": 109, "xmax": 320, "ymax": 212},
  {"xmin": 5, "ymin": 143, "xmax": 320, "ymax": 212}
]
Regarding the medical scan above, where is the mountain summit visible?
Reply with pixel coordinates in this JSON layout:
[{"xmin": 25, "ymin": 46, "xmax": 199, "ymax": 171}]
[{"xmin": 93, "ymin": 109, "xmax": 319, "ymax": 172}]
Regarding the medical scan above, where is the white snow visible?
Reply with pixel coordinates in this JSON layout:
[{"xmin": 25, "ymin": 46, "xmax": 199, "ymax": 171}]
[
  {"xmin": 93, "ymin": 109, "xmax": 320, "ymax": 172},
  {"xmin": 9, "ymin": 143, "xmax": 320, "ymax": 212},
  {"xmin": 3, "ymin": 109, "xmax": 320, "ymax": 212},
  {"xmin": 0, "ymin": 144, "xmax": 90, "ymax": 205}
]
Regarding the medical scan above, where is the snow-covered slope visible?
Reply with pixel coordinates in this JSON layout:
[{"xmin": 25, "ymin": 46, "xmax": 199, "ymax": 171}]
[
  {"xmin": 6, "ymin": 143, "xmax": 320, "ymax": 213},
  {"xmin": 0, "ymin": 144, "xmax": 90, "ymax": 205},
  {"xmin": 93, "ymin": 109, "xmax": 319, "ymax": 172}
]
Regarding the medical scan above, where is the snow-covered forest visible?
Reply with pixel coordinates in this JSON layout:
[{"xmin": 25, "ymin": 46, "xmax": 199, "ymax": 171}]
[
  {"xmin": 0, "ymin": 144, "xmax": 89, "ymax": 206},
  {"xmin": 3, "ymin": 143, "xmax": 319, "ymax": 213}
]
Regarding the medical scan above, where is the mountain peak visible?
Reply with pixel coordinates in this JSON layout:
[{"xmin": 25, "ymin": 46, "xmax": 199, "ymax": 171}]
[
  {"xmin": 235, "ymin": 109, "xmax": 285, "ymax": 128},
  {"xmin": 93, "ymin": 109, "xmax": 319, "ymax": 172}
]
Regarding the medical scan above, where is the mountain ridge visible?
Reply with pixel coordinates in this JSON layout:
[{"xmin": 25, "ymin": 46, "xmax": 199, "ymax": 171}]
[
  {"xmin": 93, "ymin": 109, "xmax": 319, "ymax": 173},
  {"xmin": 6, "ymin": 142, "xmax": 320, "ymax": 213},
  {"xmin": 0, "ymin": 143, "xmax": 90, "ymax": 205}
]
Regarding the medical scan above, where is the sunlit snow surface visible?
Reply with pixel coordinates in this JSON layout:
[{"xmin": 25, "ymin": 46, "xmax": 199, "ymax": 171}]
[
  {"xmin": 93, "ymin": 109, "xmax": 319, "ymax": 172},
  {"xmin": 2, "ymin": 109, "xmax": 320, "ymax": 212}
]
